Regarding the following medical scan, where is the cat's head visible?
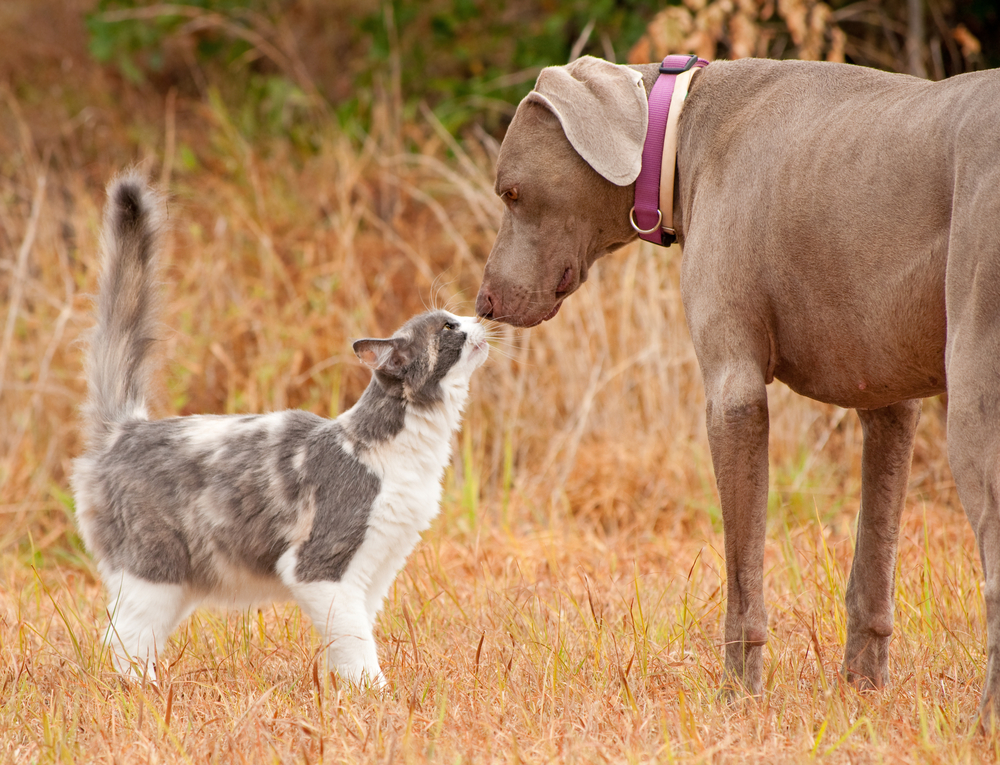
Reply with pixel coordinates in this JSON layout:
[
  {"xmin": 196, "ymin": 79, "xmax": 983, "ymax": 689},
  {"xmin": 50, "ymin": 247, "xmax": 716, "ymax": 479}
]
[{"xmin": 352, "ymin": 311, "xmax": 488, "ymax": 406}]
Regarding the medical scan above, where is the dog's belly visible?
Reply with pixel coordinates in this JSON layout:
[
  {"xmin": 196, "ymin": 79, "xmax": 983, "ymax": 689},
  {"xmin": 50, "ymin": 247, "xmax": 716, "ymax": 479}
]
[
  {"xmin": 769, "ymin": 298, "xmax": 948, "ymax": 410},
  {"xmin": 774, "ymin": 355, "xmax": 946, "ymax": 410},
  {"xmin": 760, "ymin": 215, "xmax": 949, "ymax": 409},
  {"xmin": 684, "ymin": 208, "xmax": 950, "ymax": 411}
]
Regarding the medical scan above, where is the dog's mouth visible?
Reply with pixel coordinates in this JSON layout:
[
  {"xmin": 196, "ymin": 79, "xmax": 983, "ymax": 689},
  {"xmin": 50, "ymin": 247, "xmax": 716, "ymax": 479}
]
[
  {"xmin": 534, "ymin": 267, "xmax": 573, "ymax": 323},
  {"xmin": 476, "ymin": 266, "xmax": 574, "ymax": 328},
  {"xmin": 497, "ymin": 299, "xmax": 562, "ymax": 328},
  {"xmin": 555, "ymin": 266, "xmax": 573, "ymax": 297},
  {"xmin": 541, "ymin": 300, "xmax": 563, "ymax": 322},
  {"xmin": 526, "ymin": 268, "xmax": 573, "ymax": 326}
]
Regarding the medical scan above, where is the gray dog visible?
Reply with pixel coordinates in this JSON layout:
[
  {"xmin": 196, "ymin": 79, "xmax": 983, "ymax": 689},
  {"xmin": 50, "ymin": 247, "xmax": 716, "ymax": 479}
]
[{"xmin": 476, "ymin": 55, "xmax": 1000, "ymax": 721}]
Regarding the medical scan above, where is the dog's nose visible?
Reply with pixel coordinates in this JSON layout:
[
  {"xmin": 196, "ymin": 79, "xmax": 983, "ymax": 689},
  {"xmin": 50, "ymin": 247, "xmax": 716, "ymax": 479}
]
[{"xmin": 476, "ymin": 286, "xmax": 496, "ymax": 320}]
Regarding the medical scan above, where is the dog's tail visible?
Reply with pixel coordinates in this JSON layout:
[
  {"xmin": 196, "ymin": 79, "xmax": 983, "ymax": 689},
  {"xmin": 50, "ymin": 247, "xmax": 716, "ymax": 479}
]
[{"xmin": 82, "ymin": 173, "xmax": 165, "ymax": 451}]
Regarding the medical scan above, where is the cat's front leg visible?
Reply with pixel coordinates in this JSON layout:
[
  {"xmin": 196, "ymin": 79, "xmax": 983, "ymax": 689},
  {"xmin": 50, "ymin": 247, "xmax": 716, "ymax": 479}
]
[
  {"xmin": 326, "ymin": 624, "xmax": 386, "ymax": 690},
  {"xmin": 291, "ymin": 580, "xmax": 386, "ymax": 689},
  {"xmin": 362, "ymin": 532, "xmax": 415, "ymax": 627}
]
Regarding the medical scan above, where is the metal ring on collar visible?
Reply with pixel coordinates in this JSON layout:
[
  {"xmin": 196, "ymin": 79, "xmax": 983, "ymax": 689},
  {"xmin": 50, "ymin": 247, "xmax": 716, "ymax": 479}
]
[{"xmin": 629, "ymin": 206, "xmax": 662, "ymax": 235}]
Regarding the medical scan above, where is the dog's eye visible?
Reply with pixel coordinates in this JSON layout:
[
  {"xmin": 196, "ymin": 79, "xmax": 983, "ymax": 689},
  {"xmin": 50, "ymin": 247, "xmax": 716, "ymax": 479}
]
[{"xmin": 502, "ymin": 187, "xmax": 519, "ymax": 203}]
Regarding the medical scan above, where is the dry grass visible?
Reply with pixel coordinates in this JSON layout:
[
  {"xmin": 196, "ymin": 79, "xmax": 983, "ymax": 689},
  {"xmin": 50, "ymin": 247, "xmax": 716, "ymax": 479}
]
[{"xmin": 1, "ymin": 3, "xmax": 997, "ymax": 762}]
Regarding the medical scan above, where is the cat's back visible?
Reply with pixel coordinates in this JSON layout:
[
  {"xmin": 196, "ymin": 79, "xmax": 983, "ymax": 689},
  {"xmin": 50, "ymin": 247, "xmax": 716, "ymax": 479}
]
[
  {"xmin": 75, "ymin": 408, "xmax": 329, "ymax": 501},
  {"xmin": 72, "ymin": 408, "xmax": 371, "ymax": 586}
]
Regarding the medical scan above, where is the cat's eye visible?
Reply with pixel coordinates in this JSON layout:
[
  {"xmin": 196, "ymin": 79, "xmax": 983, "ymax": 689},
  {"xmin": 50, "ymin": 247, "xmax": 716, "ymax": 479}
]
[{"xmin": 443, "ymin": 321, "xmax": 458, "ymax": 331}]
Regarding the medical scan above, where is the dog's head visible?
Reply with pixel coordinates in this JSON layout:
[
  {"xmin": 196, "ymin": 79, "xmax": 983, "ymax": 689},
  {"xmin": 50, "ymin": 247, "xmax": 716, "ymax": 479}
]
[{"xmin": 476, "ymin": 57, "xmax": 649, "ymax": 327}]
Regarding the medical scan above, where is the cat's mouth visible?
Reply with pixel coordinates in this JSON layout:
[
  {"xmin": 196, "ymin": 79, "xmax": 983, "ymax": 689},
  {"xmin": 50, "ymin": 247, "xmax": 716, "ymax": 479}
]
[{"xmin": 469, "ymin": 334, "xmax": 489, "ymax": 361}]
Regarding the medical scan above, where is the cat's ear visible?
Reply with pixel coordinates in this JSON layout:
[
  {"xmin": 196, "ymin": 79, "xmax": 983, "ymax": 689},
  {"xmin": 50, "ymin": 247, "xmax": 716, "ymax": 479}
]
[{"xmin": 353, "ymin": 338, "xmax": 410, "ymax": 376}]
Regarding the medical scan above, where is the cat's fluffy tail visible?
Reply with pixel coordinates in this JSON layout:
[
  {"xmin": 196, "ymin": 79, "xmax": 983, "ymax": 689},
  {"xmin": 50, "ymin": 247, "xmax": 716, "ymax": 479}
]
[{"xmin": 82, "ymin": 173, "xmax": 165, "ymax": 451}]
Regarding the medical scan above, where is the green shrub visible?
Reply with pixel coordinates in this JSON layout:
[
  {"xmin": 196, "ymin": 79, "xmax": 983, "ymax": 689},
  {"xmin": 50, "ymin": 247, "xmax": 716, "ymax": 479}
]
[{"xmin": 86, "ymin": 0, "xmax": 669, "ymax": 135}]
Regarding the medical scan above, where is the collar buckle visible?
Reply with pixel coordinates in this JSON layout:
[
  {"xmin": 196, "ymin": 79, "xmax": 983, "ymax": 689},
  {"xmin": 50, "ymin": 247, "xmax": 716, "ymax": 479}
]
[{"xmin": 658, "ymin": 54, "xmax": 699, "ymax": 75}]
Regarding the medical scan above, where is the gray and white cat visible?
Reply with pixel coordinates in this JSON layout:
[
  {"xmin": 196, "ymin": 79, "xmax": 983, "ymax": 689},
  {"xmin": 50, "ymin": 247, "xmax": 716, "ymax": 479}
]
[{"xmin": 71, "ymin": 173, "xmax": 488, "ymax": 686}]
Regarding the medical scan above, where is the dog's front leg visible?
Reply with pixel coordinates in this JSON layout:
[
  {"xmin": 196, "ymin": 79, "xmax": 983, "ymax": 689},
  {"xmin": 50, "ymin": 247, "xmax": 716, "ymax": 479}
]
[
  {"xmin": 842, "ymin": 400, "xmax": 920, "ymax": 690},
  {"xmin": 704, "ymin": 363, "xmax": 770, "ymax": 698}
]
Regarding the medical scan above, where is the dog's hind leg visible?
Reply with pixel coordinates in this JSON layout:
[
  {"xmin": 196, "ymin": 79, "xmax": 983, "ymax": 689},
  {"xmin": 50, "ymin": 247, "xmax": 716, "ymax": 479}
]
[
  {"xmin": 842, "ymin": 400, "xmax": 920, "ymax": 690},
  {"xmin": 943, "ymin": 172, "xmax": 1000, "ymax": 727},
  {"xmin": 947, "ymin": 379, "xmax": 1000, "ymax": 727},
  {"xmin": 946, "ymin": 348, "xmax": 1000, "ymax": 730}
]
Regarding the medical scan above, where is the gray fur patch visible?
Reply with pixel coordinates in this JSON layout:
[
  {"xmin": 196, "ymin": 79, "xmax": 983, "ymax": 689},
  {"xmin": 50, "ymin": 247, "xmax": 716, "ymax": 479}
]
[
  {"xmin": 83, "ymin": 418, "xmax": 204, "ymax": 584},
  {"xmin": 359, "ymin": 311, "xmax": 470, "ymax": 411},
  {"xmin": 195, "ymin": 412, "xmax": 309, "ymax": 580},
  {"xmin": 81, "ymin": 410, "xmax": 382, "ymax": 588},
  {"xmin": 342, "ymin": 382, "xmax": 408, "ymax": 447},
  {"xmin": 293, "ymin": 423, "xmax": 382, "ymax": 582}
]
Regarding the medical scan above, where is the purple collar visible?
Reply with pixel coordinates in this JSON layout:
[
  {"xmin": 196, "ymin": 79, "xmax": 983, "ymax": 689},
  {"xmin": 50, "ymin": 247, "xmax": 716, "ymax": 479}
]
[{"xmin": 631, "ymin": 54, "xmax": 709, "ymax": 247}]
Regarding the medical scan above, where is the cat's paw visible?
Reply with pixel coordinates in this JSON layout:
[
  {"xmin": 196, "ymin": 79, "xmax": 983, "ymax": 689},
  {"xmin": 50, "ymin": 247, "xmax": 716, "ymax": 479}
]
[
  {"xmin": 109, "ymin": 652, "xmax": 160, "ymax": 687},
  {"xmin": 336, "ymin": 663, "xmax": 387, "ymax": 691}
]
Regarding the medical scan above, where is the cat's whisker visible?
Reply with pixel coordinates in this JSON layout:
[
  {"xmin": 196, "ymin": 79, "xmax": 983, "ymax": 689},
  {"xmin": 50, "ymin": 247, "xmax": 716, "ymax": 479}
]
[
  {"xmin": 428, "ymin": 272, "xmax": 454, "ymax": 312},
  {"xmin": 481, "ymin": 345, "xmax": 525, "ymax": 364}
]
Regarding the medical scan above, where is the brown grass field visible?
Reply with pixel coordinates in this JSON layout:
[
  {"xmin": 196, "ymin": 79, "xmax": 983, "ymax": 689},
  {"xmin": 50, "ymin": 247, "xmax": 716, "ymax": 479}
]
[{"xmin": 2, "ymin": 3, "xmax": 998, "ymax": 763}]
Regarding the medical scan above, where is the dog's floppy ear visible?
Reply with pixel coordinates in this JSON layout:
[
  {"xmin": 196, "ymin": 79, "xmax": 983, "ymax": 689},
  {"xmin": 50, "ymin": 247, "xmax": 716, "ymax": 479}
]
[{"xmin": 524, "ymin": 56, "xmax": 647, "ymax": 186}]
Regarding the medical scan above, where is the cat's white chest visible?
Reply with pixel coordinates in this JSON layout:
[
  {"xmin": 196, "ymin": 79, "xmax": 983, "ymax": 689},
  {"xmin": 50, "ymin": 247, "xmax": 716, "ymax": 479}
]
[{"xmin": 365, "ymin": 414, "xmax": 452, "ymax": 531}]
